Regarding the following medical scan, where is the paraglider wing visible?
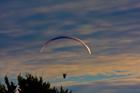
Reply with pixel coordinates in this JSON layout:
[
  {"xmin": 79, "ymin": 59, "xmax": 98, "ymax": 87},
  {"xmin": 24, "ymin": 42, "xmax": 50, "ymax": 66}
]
[{"xmin": 40, "ymin": 36, "xmax": 91, "ymax": 55}]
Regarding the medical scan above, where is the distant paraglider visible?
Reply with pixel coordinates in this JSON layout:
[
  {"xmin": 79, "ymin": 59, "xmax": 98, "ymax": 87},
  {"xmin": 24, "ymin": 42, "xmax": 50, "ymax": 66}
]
[{"xmin": 40, "ymin": 36, "xmax": 92, "ymax": 79}]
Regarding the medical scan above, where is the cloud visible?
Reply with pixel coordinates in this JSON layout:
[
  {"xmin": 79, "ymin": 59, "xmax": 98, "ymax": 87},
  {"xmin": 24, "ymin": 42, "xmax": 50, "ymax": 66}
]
[
  {"xmin": 68, "ymin": 76, "xmax": 140, "ymax": 93},
  {"xmin": 0, "ymin": 52, "xmax": 139, "ymax": 83}
]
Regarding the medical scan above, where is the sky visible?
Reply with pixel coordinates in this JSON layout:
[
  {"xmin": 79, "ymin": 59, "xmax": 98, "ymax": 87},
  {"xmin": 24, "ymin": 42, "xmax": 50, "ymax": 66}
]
[{"xmin": 0, "ymin": 0, "xmax": 140, "ymax": 92}]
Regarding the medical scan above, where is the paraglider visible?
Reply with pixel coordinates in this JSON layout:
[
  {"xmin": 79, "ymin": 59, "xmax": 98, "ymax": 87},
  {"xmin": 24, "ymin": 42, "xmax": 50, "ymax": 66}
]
[
  {"xmin": 40, "ymin": 36, "xmax": 91, "ymax": 55},
  {"xmin": 40, "ymin": 36, "xmax": 92, "ymax": 79}
]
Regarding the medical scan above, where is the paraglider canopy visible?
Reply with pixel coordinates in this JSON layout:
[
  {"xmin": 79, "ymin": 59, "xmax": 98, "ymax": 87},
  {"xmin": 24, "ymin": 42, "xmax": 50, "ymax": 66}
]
[
  {"xmin": 40, "ymin": 36, "xmax": 92, "ymax": 79},
  {"xmin": 40, "ymin": 36, "xmax": 91, "ymax": 55}
]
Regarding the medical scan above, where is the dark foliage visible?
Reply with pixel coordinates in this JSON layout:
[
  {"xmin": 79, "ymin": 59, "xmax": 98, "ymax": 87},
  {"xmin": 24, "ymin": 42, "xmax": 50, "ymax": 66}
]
[
  {"xmin": 4, "ymin": 76, "xmax": 17, "ymax": 93},
  {"xmin": 0, "ymin": 74, "xmax": 72, "ymax": 93},
  {"xmin": 0, "ymin": 84, "xmax": 6, "ymax": 93}
]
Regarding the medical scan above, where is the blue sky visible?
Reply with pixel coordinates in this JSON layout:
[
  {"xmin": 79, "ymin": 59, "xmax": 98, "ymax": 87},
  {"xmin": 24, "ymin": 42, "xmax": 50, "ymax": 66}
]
[{"xmin": 0, "ymin": 0, "xmax": 140, "ymax": 92}]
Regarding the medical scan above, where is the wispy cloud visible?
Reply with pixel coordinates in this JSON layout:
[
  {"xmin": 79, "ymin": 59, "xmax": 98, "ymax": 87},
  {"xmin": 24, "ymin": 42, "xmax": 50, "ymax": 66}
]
[{"xmin": 68, "ymin": 76, "xmax": 140, "ymax": 93}]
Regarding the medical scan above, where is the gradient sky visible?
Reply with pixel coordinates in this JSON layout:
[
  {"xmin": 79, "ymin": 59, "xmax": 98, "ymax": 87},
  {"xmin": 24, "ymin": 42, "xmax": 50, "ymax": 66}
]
[{"xmin": 0, "ymin": 0, "xmax": 140, "ymax": 92}]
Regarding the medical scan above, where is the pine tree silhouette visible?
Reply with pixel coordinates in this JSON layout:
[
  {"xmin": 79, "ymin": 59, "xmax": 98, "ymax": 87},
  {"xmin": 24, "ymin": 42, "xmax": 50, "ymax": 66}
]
[{"xmin": 0, "ymin": 73, "xmax": 72, "ymax": 93}]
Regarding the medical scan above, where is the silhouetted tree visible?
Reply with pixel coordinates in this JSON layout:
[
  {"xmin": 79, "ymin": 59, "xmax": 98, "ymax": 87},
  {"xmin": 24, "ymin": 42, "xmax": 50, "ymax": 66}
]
[
  {"xmin": 0, "ymin": 73, "xmax": 72, "ymax": 93},
  {"xmin": 17, "ymin": 73, "xmax": 72, "ymax": 93},
  {"xmin": 18, "ymin": 73, "xmax": 51, "ymax": 93},
  {"xmin": 4, "ymin": 76, "xmax": 17, "ymax": 93}
]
